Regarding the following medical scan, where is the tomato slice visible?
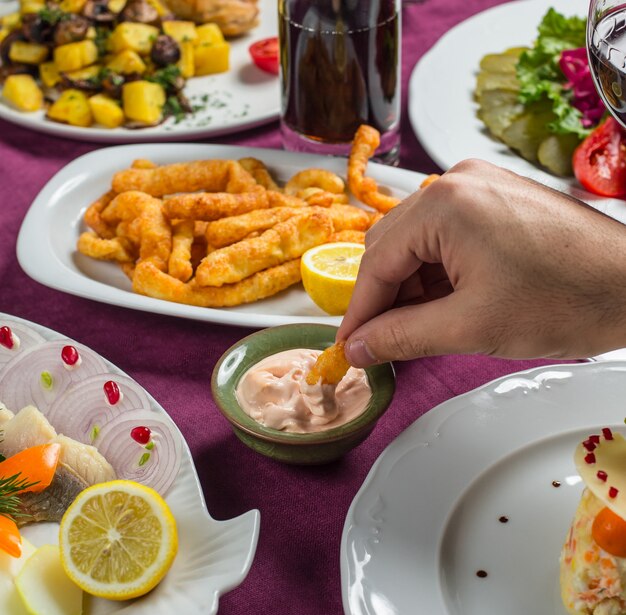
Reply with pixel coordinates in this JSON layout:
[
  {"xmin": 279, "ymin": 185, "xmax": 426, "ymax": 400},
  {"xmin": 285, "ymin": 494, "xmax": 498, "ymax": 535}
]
[
  {"xmin": 249, "ymin": 37, "xmax": 279, "ymax": 75},
  {"xmin": 573, "ymin": 116, "xmax": 626, "ymax": 197}
]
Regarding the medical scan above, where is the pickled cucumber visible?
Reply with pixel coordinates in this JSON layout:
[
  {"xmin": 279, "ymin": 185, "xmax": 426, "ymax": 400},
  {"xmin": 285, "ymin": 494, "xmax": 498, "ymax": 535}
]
[
  {"xmin": 476, "ymin": 89, "xmax": 524, "ymax": 138},
  {"xmin": 537, "ymin": 134, "xmax": 580, "ymax": 176},
  {"xmin": 500, "ymin": 105, "xmax": 555, "ymax": 163}
]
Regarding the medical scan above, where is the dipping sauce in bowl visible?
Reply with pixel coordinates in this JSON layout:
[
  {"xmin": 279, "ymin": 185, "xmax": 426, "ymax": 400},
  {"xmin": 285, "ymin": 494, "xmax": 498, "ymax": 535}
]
[
  {"xmin": 211, "ymin": 323, "xmax": 395, "ymax": 464},
  {"xmin": 235, "ymin": 348, "xmax": 372, "ymax": 433}
]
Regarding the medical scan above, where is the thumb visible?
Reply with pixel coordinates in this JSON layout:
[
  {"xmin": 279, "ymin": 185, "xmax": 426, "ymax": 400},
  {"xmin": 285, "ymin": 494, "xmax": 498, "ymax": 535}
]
[{"xmin": 344, "ymin": 293, "xmax": 484, "ymax": 366}]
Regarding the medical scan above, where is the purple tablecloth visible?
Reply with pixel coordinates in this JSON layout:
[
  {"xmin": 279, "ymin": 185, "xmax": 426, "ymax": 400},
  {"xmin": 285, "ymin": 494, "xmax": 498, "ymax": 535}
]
[{"xmin": 0, "ymin": 0, "xmax": 571, "ymax": 613}]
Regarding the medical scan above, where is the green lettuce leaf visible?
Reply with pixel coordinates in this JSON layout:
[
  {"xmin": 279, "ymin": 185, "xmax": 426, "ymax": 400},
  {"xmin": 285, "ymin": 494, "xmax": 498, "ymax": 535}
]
[{"xmin": 516, "ymin": 8, "xmax": 589, "ymax": 138}]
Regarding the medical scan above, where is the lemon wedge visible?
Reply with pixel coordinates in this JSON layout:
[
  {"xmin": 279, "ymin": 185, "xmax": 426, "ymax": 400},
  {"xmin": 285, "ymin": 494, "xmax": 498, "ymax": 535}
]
[
  {"xmin": 301, "ymin": 242, "xmax": 365, "ymax": 315},
  {"xmin": 59, "ymin": 480, "xmax": 178, "ymax": 601}
]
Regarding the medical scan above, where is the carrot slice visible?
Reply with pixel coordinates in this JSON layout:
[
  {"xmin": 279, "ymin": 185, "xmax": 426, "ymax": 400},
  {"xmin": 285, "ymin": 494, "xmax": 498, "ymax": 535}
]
[
  {"xmin": 0, "ymin": 443, "xmax": 61, "ymax": 494},
  {"xmin": 592, "ymin": 507, "xmax": 626, "ymax": 557},
  {"xmin": 0, "ymin": 515, "xmax": 21, "ymax": 557}
]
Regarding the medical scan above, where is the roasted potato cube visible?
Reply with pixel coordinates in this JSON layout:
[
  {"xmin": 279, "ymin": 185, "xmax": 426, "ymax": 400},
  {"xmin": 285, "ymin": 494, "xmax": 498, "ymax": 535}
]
[
  {"xmin": 9, "ymin": 41, "xmax": 49, "ymax": 64},
  {"xmin": 39, "ymin": 61, "xmax": 61, "ymax": 87},
  {"xmin": 194, "ymin": 40, "xmax": 229, "ymax": 75},
  {"xmin": 59, "ymin": 0, "xmax": 87, "ymax": 12},
  {"xmin": 122, "ymin": 80, "xmax": 165, "ymax": 124},
  {"xmin": 89, "ymin": 93, "xmax": 124, "ymax": 128},
  {"xmin": 48, "ymin": 89, "xmax": 93, "ymax": 126},
  {"xmin": 2, "ymin": 12, "xmax": 21, "ymax": 30},
  {"xmin": 146, "ymin": 0, "xmax": 169, "ymax": 16},
  {"xmin": 108, "ymin": 0, "xmax": 126, "ymax": 12},
  {"xmin": 2, "ymin": 74, "xmax": 43, "ymax": 111},
  {"xmin": 195, "ymin": 23, "xmax": 224, "ymax": 44},
  {"xmin": 108, "ymin": 23, "xmax": 159, "ymax": 55},
  {"xmin": 162, "ymin": 20, "xmax": 197, "ymax": 43},
  {"xmin": 54, "ymin": 40, "xmax": 98, "ymax": 72},
  {"xmin": 63, "ymin": 64, "xmax": 101, "ymax": 86},
  {"xmin": 106, "ymin": 49, "xmax": 146, "ymax": 74},
  {"xmin": 20, "ymin": 1, "xmax": 45, "ymax": 13},
  {"xmin": 178, "ymin": 41, "xmax": 194, "ymax": 78},
  {"xmin": 0, "ymin": 29, "xmax": 10, "ymax": 44}
]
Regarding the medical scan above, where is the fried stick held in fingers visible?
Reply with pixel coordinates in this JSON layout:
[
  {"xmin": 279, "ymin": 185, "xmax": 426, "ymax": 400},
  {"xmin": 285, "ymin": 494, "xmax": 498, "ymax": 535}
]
[{"xmin": 306, "ymin": 342, "xmax": 351, "ymax": 386}]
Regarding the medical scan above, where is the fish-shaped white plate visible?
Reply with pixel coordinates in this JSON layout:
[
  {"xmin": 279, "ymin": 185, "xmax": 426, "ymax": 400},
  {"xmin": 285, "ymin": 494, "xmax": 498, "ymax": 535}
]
[{"xmin": 0, "ymin": 312, "xmax": 260, "ymax": 615}]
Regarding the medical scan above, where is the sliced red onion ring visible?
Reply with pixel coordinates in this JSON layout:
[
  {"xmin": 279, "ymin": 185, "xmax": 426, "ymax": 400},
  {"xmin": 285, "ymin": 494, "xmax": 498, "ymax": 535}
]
[
  {"xmin": 0, "ymin": 321, "xmax": 45, "ymax": 366},
  {"xmin": 0, "ymin": 341, "xmax": 107, "ymax": 414},
  {"xmin": 94, "ymin": 410, "xmax": 182, "ymax": 496},
  {"xmin": 46, "ymin": 374, "xmax": 153, "ymax": 445}
]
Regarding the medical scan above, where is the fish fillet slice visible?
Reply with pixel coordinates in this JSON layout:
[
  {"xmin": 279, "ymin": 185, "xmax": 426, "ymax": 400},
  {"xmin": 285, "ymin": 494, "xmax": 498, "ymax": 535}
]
[
  {"xmin": 0, "ymin": 406, "xmax": 57, "ymax": 458},
  {"xmin": 50, "ymin": 435, "xmax": 116, "ymax": 486}
]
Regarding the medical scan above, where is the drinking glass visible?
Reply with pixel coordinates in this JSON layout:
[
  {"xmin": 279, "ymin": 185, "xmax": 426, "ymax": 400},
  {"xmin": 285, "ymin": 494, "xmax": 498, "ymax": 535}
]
[
  {"xmin": 587, "ymin": 0, "xmax": 626, "ymax": 126},
  {"xmin": 278, "ymin": 0, "xmax": 401, "ymax": 165}
]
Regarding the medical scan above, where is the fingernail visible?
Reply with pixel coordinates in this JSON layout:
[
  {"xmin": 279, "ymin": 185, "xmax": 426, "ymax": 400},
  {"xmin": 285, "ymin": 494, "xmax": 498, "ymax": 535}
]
[{"xmin": 345, "ymin": 339, "xmax": 377, "ymax": 367}]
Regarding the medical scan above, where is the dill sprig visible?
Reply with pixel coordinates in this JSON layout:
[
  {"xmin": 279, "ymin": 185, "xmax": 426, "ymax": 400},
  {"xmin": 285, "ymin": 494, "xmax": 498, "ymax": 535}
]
[{"xmin": 0, "ymin": 474, "xmax": 38, "ymax": 520}]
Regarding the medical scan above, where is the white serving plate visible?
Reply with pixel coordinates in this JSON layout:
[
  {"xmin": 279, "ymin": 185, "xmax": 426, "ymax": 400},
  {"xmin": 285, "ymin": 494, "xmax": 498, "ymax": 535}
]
[
  {"xmin": 0, "ymin": 312, "xmax": 260, "ymax": 615},
  {"xmin": 0, "ymin": 0, "xmax": 279, "ymax": 142},
  {"xmin": 16, "ymin": 143, "xmax": 425, "ymax": 328},
  {"xmin": 340, "ymin": 360, "xmax": 626, "ymax": 614},
  {"xmin": 408, "ymin": 0, "xmax": 626, "ymax": 225}
]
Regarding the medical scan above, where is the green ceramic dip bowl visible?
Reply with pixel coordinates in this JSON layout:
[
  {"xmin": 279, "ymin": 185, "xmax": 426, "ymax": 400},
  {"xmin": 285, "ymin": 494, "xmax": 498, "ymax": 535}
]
[{"xmin": 211, "ymin": 324, "xmax": 395, "ymax": 464}]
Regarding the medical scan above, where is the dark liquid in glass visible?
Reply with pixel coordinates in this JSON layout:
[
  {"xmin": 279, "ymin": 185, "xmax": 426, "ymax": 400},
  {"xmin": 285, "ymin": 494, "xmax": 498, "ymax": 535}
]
[
  {"xmin": 589, "ymin": 7, "xmax": 626, "ymax": 126},
  {"xmin": 279, "ymin": 1, "xmax": 399, "ymax": 145}
]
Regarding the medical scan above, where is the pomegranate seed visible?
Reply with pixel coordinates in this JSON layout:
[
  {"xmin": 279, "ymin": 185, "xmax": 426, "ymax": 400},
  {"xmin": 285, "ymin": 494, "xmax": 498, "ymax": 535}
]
[
  {"xmin": 61, "ymin": 345, "xmax": 79, "ymax": 366},
  {"xmin": 609, "ymin": 486, "xmax": 619, "ymax": 498},
  {"xmin": 0, "ymin": 326, "xmax": 13, "ymax": 349},
  {"xmin": 590, "ymin": 435, "xmax": 601, "ymax": 444},
  {"xmin": 603, "ymin": 428, "xmax": 614, "ymax": 440},
  {"xmin": 583, "ymin": 439, "xmax": 596, "ymax": 452},
  {"xmin": 130, "ymin": 426, "xmax": 151, "ymax": 445},
  {"xmin": 597, "ymin": 470, "xmax": 608, "ymax": 482},
  {"xmin": 103, "ymin": 381, "xmax": 120, "ymax": 405},
  {"xmin": 585, "ymin": 453, "xmax": 596, "ymax": 464}
]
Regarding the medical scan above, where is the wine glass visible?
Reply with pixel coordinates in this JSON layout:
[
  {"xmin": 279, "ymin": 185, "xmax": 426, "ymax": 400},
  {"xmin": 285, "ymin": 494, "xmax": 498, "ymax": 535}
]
[{"xmin": 587, "ymin": 0, "xmax": 626, "ymax": 127}]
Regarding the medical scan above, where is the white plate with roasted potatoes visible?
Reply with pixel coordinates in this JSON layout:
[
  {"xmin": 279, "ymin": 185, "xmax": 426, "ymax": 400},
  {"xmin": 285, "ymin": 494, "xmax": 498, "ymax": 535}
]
[{"xmin": 0, "ymin": 0, "xmax": 278, "ymax": 142}]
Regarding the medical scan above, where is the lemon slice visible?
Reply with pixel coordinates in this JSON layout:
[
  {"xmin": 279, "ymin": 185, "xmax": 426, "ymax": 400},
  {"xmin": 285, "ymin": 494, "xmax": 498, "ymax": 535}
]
[
  {"xmin": 301, "ymin": 242, "xmax": 365, "ymax": 315},
  {"xmin": 59, "ymin": 480, "xmax": 178, "ymax": 601}
]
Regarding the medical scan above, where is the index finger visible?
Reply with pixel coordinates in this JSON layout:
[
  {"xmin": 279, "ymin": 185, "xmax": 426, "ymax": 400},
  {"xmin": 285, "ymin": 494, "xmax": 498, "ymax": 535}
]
[{"xmin": 337, "ymin": 212, "xmax": 425, "ymax": 341}]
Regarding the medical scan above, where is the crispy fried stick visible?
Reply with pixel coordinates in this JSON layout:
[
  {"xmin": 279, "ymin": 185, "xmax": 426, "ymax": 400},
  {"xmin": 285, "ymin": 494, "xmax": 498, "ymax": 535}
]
[{"xmin": 306, "ymin": 342, "xmax": 351, "ymax": 385}]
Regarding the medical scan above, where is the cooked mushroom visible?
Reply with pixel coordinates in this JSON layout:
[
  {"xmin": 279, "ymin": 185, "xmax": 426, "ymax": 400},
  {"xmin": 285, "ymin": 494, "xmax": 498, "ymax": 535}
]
[
  {"xmin": 53, "ymin": 14, "xmax": 90, "ymax": 46},
  {"xmin": 120, "ymin": 0, "xmax": 159, "ymax": 24},
  {"xmin": 21, "ymin": 13, "xmax": 55, "ymax": 44},
  {"xmin": 82, "ymin": 0, "xmax": 116, "ymax": 23},
  {"xmin": 150, "ymin": 34, "xmax": 180, "ymax": 66}
]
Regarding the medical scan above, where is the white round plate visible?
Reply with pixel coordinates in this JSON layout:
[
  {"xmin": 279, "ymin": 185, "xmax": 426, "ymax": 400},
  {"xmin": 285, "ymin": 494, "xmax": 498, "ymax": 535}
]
[
  {"xmin": 0, "ymin": 0, "xmax": 278, "ymax": 142},
  {"xmin": 341, "ymin": 360, "xmax": 626, "ymax": 615},
  {"xmin": 0, "ymin": 311, "xmax": 260, "ymax": 615},
  {"xmin": 16, "ymin": 142, "xmax": 425, "ymax": 328},
  {"xmin": 408, "ymin": 0, "xmax": 626, "ymax": 224}
]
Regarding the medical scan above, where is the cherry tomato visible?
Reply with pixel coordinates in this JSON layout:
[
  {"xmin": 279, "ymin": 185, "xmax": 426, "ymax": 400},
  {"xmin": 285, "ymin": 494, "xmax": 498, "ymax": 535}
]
[
  {"xmin": 249, "ymin": 37, "xmax": 279, "ymax": 75},
  {"xmin": 592, "ymin": 506, "xmax": 626, "ymax": 557},
  {"xmin": 573, "ymin": 116, "xmax": 626, "ymax": 198}
]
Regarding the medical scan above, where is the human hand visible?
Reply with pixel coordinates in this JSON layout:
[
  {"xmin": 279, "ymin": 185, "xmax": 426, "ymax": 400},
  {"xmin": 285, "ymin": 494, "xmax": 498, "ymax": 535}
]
[{"xmin": 337, "ymin": 159, "xmax": 626, "ymax": 366}]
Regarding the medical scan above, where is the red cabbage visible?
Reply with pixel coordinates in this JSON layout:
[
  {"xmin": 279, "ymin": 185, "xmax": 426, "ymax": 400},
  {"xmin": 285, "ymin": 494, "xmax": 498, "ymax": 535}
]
[{"xmin": 559, "ymin": 47, "xmax": 605, "ymax": 127}]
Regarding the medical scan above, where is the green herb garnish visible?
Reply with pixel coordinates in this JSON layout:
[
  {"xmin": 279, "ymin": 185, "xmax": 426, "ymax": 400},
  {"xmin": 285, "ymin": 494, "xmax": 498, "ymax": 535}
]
[
  {"xmin": 163, "ymin": 95, "xmax": 186, "ymax": 123},
  {"xmin": 0, "ymin": 474, "xmax": 39, "ymax": 520},
  {"xmin": 146, "ymin": 65, "xmax": 182, "ymax": 91}
]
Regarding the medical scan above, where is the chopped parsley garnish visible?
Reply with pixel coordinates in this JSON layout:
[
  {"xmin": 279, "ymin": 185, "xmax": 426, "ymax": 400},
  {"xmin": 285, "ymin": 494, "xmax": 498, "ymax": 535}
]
[
  {"xmin": 146, "ymin": 65, "xmax": 182, "ymax": 91},
  {"xmin": 163, "ymin": 95, "xmax": 186, "ymax": 123},
  {"xmin": 94, "ymin": 26, "xmax": 111, "ymax": 57},
  {"xmin": 38, "ymin": 7, "xmax": 69, "ymax": 25}
]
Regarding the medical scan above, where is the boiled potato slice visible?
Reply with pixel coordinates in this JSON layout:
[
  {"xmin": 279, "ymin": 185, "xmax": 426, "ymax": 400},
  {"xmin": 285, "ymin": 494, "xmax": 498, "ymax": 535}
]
[
  {"xmin": 3, "ymin": 74, "xmax": 43, "ymax": 111},
  {"xmin": 162, "ymin": 20, "xmax": 197, "ymax": 43},
  {"xmin": 48, "ymin": 89, "xmax": 93, "ymax": 127},
  {"xmin": 178, "ymin": 40, "xmax": 194, "ymax": 78},
  {"xmin": 501, "ymin": 106, "xmax": 555, "ymax": 163},
  {"xmin": 537, "ymin": 133, "xmax": 580, "ymax": 176},
  {"xmin": 15, "ymin": 544, "xmax": 82, "ymax": 615},
  {"xmin": 0, "ymin": 536, "xmax": 36, "ymax": 615},
  {"xmin": 106, "ymin": 49, "xmax": 146, "ymax": 74},
  {"xmin": 39, "ymin": 61, "xmax": 61, "ymax": 87}
]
